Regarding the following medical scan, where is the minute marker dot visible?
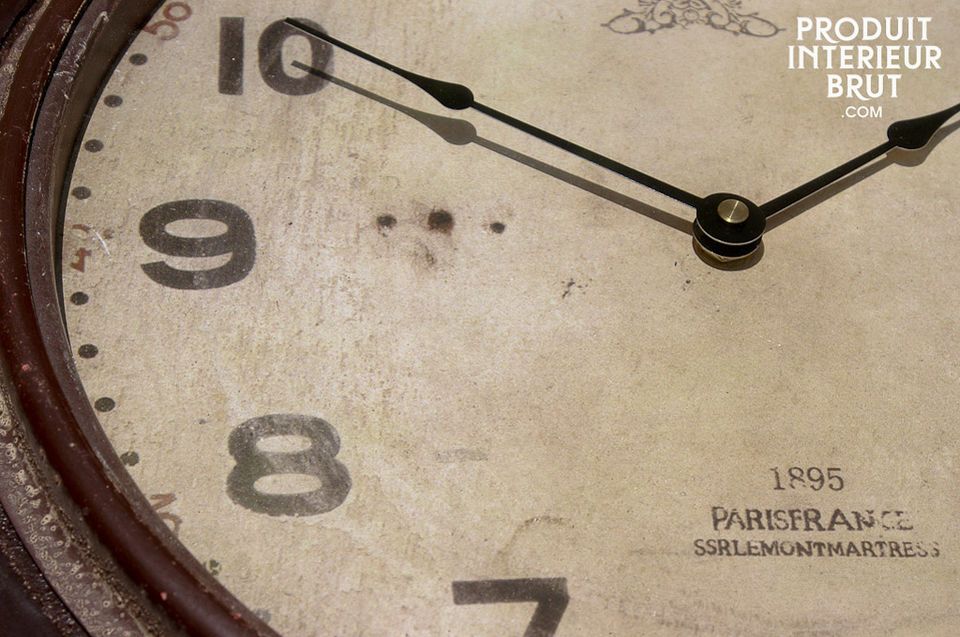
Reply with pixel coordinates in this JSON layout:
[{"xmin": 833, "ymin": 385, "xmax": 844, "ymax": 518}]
[
  {"xmin": 70, "ymin": 292, "xmax": 89, "ymax": 305},
  {"xmin": 94, "ymin": 397, "xmax": 115, "ymax": 412},
  {"xmin": 71, "ymin": 186, "xmax": 91, "ymax": 200},
  {"xmin": 78, "ymin": 344, "xmax": 98, "ymax": 359},
  {"xmin": 104, "ymin": 95, "xmax": 123, "ymax": 107}
]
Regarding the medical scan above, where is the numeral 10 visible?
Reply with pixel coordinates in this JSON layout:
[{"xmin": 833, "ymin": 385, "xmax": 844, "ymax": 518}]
[{"xmin": 218, "ymin": 17, "xmax": 331, "ymax": 96}]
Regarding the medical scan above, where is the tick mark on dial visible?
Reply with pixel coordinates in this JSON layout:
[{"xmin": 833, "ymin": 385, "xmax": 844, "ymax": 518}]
[
  {"xmin": 69, "ymin": 292, "xmax": 89, "ymax": 306},
  {"xmin": 427, "ymin": 209, "xmax": 454, "ymax": 233},
  {"xmin": 77, "ymin": 344, "xmax": 98, "ymax": 359},
  {"xmin": 94, "ymin": 397, "xmax": 116, "ymax": 412},
  {"xmin": 83, "ymin": 139, "xmax": 104, "ymax": 153},
  {"xmin": 120, "ymin": 451, "xmax": 139, "ymax": 466},
  {"xmin": 436, "ymin": 448, "xmax": 488, "ymax": 463},
  {"xmin": 489, "ymin": 222, "xmax": 506, "ymax": 234},
  {"xmin": 205, "ymin": 560, "xmax": 221, "ymax": 576},
  {"xmin": 71, "ymin": 186, "xmax": 91, "ymax": 200},
  {"xmin": 103, "ymin": 95, "xmax": 123, "ymax": 107},
  {"xmin": 129, "ymin": 53, "xmax": 148, "ymax": 66}
]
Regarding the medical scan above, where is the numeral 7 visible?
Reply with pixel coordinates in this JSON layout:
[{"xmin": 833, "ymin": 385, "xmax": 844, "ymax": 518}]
[{"xmin": 452, "ymin": 578, "xmax": 569, "ymax": 636}]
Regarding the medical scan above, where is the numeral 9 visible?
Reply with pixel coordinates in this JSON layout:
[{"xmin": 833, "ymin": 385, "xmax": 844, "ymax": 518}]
[{"xmin": 139, "ymin": 199, "xmax": 255, "ymax": 290}]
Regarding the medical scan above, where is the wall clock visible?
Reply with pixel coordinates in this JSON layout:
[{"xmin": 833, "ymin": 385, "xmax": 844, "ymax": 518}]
[{"xmin": 0, "ymin": 1, "xmax": 957, "ymax": 635}]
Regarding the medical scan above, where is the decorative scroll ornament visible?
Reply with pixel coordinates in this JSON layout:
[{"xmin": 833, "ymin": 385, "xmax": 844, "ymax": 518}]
[{"xmin": 604, "ymin": 0, "xmax": 783, "ymax": 38}]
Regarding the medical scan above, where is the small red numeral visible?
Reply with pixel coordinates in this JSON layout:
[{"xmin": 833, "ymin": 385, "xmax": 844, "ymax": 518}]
[
  {"xmin": 144, "ymin": 2, "xmax": 193, "ymax": 41},
  {"xmin": 149, "ymin": 493, "xmax": 183, "ymax": 535}
]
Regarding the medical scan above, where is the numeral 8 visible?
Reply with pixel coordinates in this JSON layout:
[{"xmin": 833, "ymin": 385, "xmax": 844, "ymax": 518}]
[{"xmin": 226, "ymin": 414, "xmax": 351, "ymax": 517}]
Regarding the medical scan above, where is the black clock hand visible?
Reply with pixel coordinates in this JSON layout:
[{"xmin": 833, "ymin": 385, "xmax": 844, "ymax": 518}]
[
  {"xmin": 291, "ymin": 61, "xmax": 691, "ymax": 234},
  {"xmin": 284, "ymin": 18, "xmax": 702, "ymax": 208},
  {"xmin": 760, "ymin": 102, "xmax": 960, "ymax": 218}
]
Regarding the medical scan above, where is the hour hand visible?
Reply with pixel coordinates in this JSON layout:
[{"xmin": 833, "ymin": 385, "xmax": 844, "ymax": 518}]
[
  {"xmin": 760, "ymin": 101, "xmax": 960, "ymax": 218},
  {"xmin": 689, "ymin": 102, "xmax": 960, "ymax": 263},
  {"xmin": 284, "ymin": 18, "xmax": 702, "ymax": 208}
]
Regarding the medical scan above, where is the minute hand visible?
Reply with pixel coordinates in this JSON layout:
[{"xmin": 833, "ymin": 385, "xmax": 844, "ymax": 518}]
[
  {"xmin": 285, "ymin": 19, "xmax": 702, "ymax": 208},
  {"xmin": 760, "ymin": 102, "xmax": 960, "ymax": 218}
]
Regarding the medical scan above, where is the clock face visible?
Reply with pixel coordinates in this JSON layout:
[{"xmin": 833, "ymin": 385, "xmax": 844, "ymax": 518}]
[{"xmin": 5, "ymin": 0, "xmax": 960, "ymax": 634}]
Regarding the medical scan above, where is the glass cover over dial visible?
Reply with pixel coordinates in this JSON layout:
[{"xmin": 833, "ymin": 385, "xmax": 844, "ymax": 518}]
[{"xmin": 57, "ymin": 1, "xmax": 960, "ymax": 634}]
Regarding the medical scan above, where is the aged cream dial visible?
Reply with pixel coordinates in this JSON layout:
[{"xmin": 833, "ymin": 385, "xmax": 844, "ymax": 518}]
[{"xmin": 5, "ymin": 0, "xmax": 956, "ymax": 634}]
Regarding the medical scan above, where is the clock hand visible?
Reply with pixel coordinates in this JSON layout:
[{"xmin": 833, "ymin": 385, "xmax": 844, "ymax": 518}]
[
  {"xmin": 291, "ymin": 61, "xmax": 692, "ymax": 234},
  {"xmin": 760, "ymin": 101, "xmax": 960, "ymax": 218},
  {"xmin": 765, "ymin": 119, "xmax": 960, "ymax": 233},
  {"xmin": 284, "ymin": 19, "xmax": 702, "ymax": 208}
]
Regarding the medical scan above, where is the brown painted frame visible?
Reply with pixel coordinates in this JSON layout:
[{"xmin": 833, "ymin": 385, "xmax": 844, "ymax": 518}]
[{"xmin": 0, "ymin": 2, "xmax": 278, "ymax": 635}]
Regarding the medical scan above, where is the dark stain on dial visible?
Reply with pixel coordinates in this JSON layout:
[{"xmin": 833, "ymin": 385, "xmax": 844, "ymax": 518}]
[
  {"xmin": 427, "ymin": 209, "xmax": 454, "ymax": 233},
  {"xmin": 120, "ymin": 451, "xmax": 140, "ymax": 467},
  {"xmin": 129, "ymin": 53, "xmax": 147, "ymax": 66},
  {"xmin": 376, "ymin": 214, "xmax": 397, "ymax": 231},
  {"xmin": 103, "ymin": 94, "xmax": 123, "ymax": 107},
  {"xmin": 77, "ymin": 344, "xmax": 98, "ymax": 359},
  {"xmin": 71, "ymin": 186, "xmax": 91, "ymax": 199},
  {"xmin": 69, "ymin": 291, "xmax": 89, "ymax": 305},
  {"xmin": 420, "ymin": 245, "xmax": 437, "ymax": 268},
  {"xmin": 83, "ymin": 139, "xmax": 103, "ymax": 152},
  {"xmin": 94, "ymin": 397, "xmax": 116, "ymax": 412},
  {"xmin": 489, "ymin": 222, "xmax": 506, "ymax": 234},
  {"xmin": 561, "ymin": 279, "xmax": 587, "ymax": 299}
]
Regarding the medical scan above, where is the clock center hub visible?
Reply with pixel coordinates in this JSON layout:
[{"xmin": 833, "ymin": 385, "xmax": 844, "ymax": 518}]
[
  {"xmin": 717, "ymin": 198, "xmax": 751, "ymax": 224},
  {"xmin": 693, "ymin": 193, "xmax": 766, "ymax": 263}
]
